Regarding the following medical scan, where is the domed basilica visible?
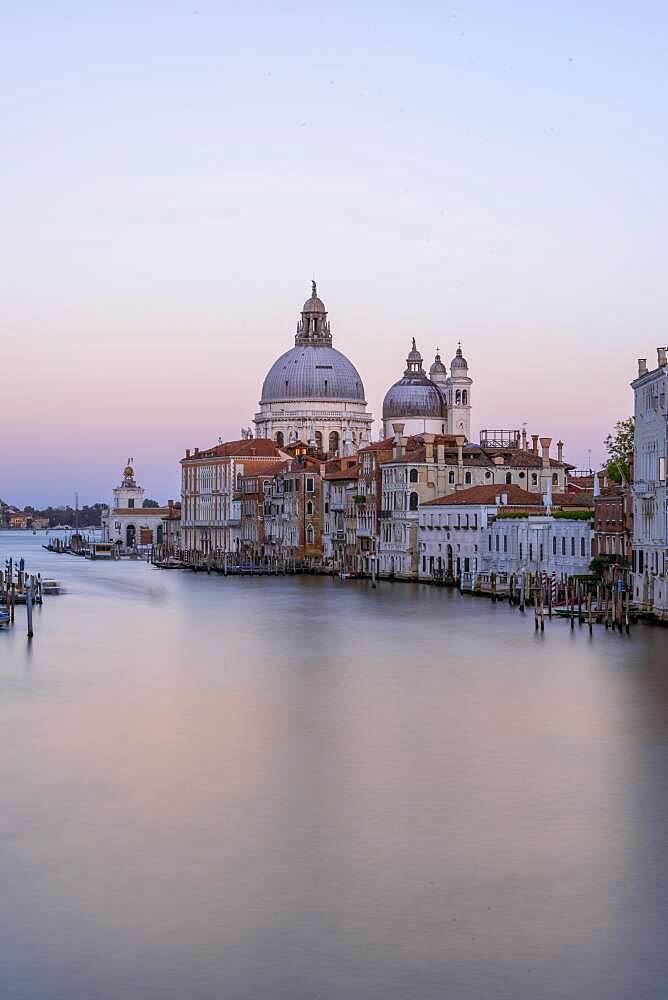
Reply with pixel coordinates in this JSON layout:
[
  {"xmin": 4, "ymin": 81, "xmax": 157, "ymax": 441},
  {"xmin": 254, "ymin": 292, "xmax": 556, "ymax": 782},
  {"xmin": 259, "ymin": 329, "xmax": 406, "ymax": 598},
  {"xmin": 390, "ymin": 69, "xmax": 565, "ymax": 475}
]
[
  {"xmin": 254, "ymin": 283, "xmax": 372, "ymax": 455},
  {"xmin": 254, "ymin": 283, "xmax": 472, "ymax": 453},
  {"xmin": 382, "ymin": 340, "xmax": 472, "ymax": 440}
]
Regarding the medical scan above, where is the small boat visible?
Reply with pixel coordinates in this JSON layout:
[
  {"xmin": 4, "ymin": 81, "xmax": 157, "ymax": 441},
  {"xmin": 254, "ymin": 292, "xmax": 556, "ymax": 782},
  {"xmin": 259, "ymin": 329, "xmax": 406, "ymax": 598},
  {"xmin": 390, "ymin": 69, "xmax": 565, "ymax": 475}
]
[{"xmin": 86, "ymin": 542, "xmax": 113, "ymax": 560}]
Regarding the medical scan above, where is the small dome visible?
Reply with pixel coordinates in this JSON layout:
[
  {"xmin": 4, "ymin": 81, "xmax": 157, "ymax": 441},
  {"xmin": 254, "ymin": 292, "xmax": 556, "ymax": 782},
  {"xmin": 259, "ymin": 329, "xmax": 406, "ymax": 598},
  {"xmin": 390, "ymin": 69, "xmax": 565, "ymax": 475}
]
[
  {"xmin": 303, "ymin": 280, "xmax": 326, "ymax": 314},
  {"xmin": 451, "ymin": 344, "xmax": 468, "ymax": 370},
  {"xmin": 429, "ymin": 350, "xmax": 448, "ymax": 386},
  {"xmin": 383, "ymin": 378, "xmax": 446, "ymax": 420}
]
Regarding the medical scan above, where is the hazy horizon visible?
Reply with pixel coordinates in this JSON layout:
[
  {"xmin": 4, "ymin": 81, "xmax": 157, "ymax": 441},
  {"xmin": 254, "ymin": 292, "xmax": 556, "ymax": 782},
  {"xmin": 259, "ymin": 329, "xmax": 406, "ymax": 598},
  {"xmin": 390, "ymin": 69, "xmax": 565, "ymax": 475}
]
[{"xmin": 4, "ymin": 3, "xmax": 665, "ymax": 507}]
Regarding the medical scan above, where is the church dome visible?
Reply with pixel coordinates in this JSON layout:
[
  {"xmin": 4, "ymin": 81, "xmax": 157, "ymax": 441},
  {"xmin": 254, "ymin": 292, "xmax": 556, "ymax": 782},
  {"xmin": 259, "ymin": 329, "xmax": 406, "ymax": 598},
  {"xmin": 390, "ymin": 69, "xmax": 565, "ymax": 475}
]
[
  {"xmin": 429, "ymin": 350, "xmax": 448, "ymax": 386},
  {"xmin": 450, "ymin": 344, "xmax": 468, "ymax": 371},
  {"xmin": 260, "ymin": 283, "xmax": 366, "ymax": 403},
  {"xmin": 261, "ymin": 345, "xmax": 366, "ymax": 403},
  {"xmin": 382, "ymin": 339, "xmax": 446, "ymax": 420}
]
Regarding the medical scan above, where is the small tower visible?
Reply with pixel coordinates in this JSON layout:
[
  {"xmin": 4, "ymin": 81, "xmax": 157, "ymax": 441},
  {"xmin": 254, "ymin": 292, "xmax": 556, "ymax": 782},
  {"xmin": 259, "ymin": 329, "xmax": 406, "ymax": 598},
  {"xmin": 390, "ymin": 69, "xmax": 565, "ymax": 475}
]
[
  {"xmin": 112, "ymin": 460, "xmax": 145, "ymax": 510},
  {"xmin": 445, "ymin": 344, "xmax": 472, "ymax": 439}
]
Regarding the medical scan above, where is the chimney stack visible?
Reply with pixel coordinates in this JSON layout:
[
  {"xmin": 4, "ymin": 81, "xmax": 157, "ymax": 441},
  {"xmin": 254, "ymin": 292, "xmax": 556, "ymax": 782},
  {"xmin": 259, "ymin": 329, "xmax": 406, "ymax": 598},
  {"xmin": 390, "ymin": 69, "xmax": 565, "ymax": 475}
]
[
  {"xmin": 556, "ymin": 440, "xmax": 564, "ymax": 463},
  {"xmin": 540, "ymin": 437, "xmax": 552, "ymax": 470},
  {"xmin": 638, "ymin": 358, "xmax": 647, "ymax": 376},
  {"xmin": 423, "ymin": 433, "xmax": 435, "ymax": 464},
  {"xmin": 521, "ymin": 427, "xmax": 527, "ymax": 451},
  {"xmin": 532, "ymin": 434, "xmax": 539, "ymax": 454},
  {"xmin": 392, "ymin": 422, "xmax": 406, "ymax": 461},
  {"xmin": 658, "ymin": 347, "xmax": 668, "ymax": 368}
]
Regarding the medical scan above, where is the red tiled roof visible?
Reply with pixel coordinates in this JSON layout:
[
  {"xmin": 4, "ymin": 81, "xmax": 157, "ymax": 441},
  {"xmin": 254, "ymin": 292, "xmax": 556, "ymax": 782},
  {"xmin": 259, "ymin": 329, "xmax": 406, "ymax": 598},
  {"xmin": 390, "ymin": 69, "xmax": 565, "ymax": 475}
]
[
  {"xmin": 423, "ymin": 484, "xmax": 542, "ymax": 507},
  {"xmin": 182, "ymin": 439, "xmax": 281, "ymax": 461}
]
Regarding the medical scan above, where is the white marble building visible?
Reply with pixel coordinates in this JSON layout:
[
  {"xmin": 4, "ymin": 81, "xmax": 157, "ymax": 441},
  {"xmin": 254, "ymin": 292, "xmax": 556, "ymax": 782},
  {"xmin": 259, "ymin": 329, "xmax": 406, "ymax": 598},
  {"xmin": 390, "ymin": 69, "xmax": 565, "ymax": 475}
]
[
  {"xmin": 254, "ymin": 283, "xmax": 372, "ymax": 455},
  {"xmin": 631, "ymin": 350, "xmax": 668, "ymax": 619},
  {"xmin": 102, "ymin": 463, "xmax": 171, "ymax": 550}
]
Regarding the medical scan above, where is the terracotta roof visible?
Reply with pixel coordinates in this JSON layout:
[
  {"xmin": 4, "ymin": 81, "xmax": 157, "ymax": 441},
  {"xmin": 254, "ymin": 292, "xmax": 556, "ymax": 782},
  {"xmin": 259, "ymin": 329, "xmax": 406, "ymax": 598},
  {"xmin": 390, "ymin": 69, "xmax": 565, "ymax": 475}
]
[
  {"xmin": 423, "ymin": 484, "xmax": 542, "ymax": 507},
  {"xmin": 551, "ymin": 491, "xmax": 594, "ymax": 508},
  {"xmin": 182, "ymin": 439, "xmax": 281, "ymax": 461},
  {"xmin": 324, "ymin": 466, "xmax": 359, "ymax": 481},
  {"xmin": 239, "ymin": 461, "xmax": 288, "ymax": 481}
]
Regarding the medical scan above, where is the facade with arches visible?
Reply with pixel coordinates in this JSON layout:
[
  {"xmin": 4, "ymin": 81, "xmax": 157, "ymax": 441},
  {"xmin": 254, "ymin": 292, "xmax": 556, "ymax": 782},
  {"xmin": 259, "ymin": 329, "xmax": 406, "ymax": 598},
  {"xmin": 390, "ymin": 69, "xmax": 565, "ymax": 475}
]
[
  {"xmin": 254, "ymin": 283, "xmax": 372, "ymax": 457},
  {"xmin": 102, "ymin": 462, "xmax": 176, "ymax": 552}
]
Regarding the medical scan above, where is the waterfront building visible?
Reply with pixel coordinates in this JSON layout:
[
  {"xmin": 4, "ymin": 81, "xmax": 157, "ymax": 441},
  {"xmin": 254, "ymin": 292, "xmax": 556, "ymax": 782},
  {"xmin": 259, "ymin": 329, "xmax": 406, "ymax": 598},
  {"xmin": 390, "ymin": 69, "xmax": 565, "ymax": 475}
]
[
  {"xmin": 418, "ymin": 484, "xmax": 593, "ymax": 583},
  {"xmin": 238, "ymin": 462, "xmax": 288, "ymax": 562},
  {"xmin": 102, "ymin": 462, "xmax": 175, "ymax": 550},
  {"xmin": 593, "ymin": 480, "xmax": 632, "ymax": 562},
  {"xmin": 160, "ymin": 500, "xmax": 181, "ymax": 552},
  {"xmin": 263, "ymin": 452, "xmax": 324, "ymax": 566},
  {"xmin": 180, "ymin": 438, "xmax": 285, "ymax": 556},
  {"xmin": 322, "ymin": 458, "xmax": 359, "ymax": 573},
  {"xmin": 355, "ymin": 437, "xmax": 396, "ymax": 575},
  {"xmin": 376, "ymin": 429, "xmax": 571, "ymax": 580},
  {"xmin": 631, "ymin": 350, "xmax": 668, "ymax": 619},
  {"xmin": 382, "ymin": 341, "xmax": 473, "ymax": 439},
  {"xmin": 254, "ymin": 283, "xmax": 372, "ymax": 455}
]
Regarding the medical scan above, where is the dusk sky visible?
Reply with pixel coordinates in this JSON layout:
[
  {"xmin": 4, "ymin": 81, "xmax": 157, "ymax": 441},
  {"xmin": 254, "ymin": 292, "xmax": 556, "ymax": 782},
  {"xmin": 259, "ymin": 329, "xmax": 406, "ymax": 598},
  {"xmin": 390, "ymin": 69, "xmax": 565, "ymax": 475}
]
[{"xmin": 3, "ymin": 2, "xmax": 667, "ymax": 507}]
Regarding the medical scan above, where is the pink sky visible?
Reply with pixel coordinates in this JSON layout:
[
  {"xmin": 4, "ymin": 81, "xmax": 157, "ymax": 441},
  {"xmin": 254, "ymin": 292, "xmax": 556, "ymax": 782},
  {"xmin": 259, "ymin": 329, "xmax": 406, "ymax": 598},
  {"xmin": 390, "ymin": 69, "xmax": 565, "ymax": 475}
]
[{"xmin": 3, "ymin": 4, "xmax": 662, "ymax": 507}]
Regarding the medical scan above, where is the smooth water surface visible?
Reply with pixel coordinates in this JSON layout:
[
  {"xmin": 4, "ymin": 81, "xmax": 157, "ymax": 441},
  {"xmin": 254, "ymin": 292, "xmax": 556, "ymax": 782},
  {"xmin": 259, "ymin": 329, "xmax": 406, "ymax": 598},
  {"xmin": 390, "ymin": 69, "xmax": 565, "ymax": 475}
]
[{"xmin": 1, "ymin": 531, "xmax": 667, "ymax": 1000}]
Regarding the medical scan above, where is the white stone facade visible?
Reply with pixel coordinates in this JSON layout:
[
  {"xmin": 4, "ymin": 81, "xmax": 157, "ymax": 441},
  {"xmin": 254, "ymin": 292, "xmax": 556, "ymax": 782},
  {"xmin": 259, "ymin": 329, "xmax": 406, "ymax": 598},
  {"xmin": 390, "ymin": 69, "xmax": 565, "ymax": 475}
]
[{"xmin": 631, "ymin": 352, "xmax": 668, "ymax": 619}]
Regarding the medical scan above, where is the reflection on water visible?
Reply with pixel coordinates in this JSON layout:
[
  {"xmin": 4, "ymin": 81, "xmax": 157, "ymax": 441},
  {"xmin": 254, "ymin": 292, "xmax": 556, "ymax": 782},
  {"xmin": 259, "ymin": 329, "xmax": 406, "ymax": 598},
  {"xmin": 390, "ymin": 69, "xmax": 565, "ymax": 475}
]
[{"xmin": 1, "ymin": 531, "xmax": 667, "ymax": 1000}]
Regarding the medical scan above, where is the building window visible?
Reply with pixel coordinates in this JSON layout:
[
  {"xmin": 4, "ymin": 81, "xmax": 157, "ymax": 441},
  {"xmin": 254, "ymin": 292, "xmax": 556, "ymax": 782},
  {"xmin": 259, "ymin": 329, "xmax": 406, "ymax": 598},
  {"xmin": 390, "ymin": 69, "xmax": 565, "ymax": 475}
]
[
  {"xmin": 306, "ymin": 525, "xmax": 314, "ymax": 545},
  {"xmin": 448, "ymin": 471, "xmax": 455, "ymax": 484},
  {"xmin": 306, "ymin": 477, "xmax": 315, "ymax": 493},
  {"xmin": 128, "ymin": 499, "xmax": 135, "ymax": 509},
  {"xmin": 465, "ymin": 472, "xmax": 472, "ymax": 484},
  {"xmin": 503, "ymin": 535, "xmax": 507, "ymax": 553},
  {"xmin": 275, "ymin": 431, "xmax": 284, "ymax": 447},
  {"xmin": 571, "ymin": 537, "xmax": 575, "ymax": 556},
  {"xmin": 553, "ymin": 536, "xmax": 557, "ymax": 555},
  {"xmin": 409, "ymin": 492, "xmax": 419, "ymax": 511},
  {"xmin": 561, "ymin": 536, "xmax": 566, "ymax": 555},
  {"xmin": 552, "ymin": 473, "xmax": 558, "ymax": 485},
  {"xmin": 581, "ymin": 537, "xmax": 586, "ymax": 556},
  {"xmin": 409, "ymin": 468, "xmax": 418, "ymax": 483},
  {"xmin": 462, "ymin": 390, "xmax": 468, "ymax": 405},
  {"xmin": 531, "ymin": 473, "xmax": 538, "ymax": 486},
  {"xmin": 505, "ymin": 472, "xmax": 512, "ymax": 484},
  {"xmin": 306, "ymin": 500, "xmax": 314, "ymax": 515}
]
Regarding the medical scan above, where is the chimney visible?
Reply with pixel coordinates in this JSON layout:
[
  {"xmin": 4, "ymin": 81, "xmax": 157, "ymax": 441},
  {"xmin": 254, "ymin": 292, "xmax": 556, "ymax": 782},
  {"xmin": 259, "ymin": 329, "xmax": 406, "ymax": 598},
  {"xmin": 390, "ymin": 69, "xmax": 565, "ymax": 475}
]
[
  {"xmin": 423, "ymin": 432, "xmax": 435, "ymax": 464},
  {"xmin": 658, "ymin": 347, "xmax": 668, "ymax": 368},
  {"xmin": 521, "ymin": 427, "xmax": 527, "ymax": 451},
  {"xmin": 638, "ymin": 358, "xmax": 647, "ymax": 376},
  {"xmin": 168, "ymin": 499, "xmax": 174, "ymax": 509},
  {"xmin": 194, "ymin": 447, "xmax": 200, "ymax": 457},
  {"xmin": 540, "ymin": 436, "xmax": 552, "ymax": 470},
  {"xmin": 455, "ymin": 434, "xmax": 466, "ymax": 487},
  {"xmin": 556, "ymin": 440, "xmax": 564, "ymax": 463},
  {"xmin": 392, "ymin": 422, "xmax": 405, "ymax": 461},
  {"xmin": 531, "ymin": 434, "xmax": 539, "ymax": 454},
  {"xmin": 185, "ymin": 449, "xmax": 191, "ymax": 459}
]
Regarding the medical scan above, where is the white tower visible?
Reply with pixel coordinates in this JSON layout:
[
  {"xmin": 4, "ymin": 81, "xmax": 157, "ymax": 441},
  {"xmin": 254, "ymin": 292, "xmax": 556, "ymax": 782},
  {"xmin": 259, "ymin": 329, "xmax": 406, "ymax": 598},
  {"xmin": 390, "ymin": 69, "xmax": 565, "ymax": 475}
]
[
  {"xmin": 112, "ymin": 461, "xmax": 145, "ymax": 510},
  {"xmin": 445, "ymin": 344, "xmax": 472, "ymax": 439}
]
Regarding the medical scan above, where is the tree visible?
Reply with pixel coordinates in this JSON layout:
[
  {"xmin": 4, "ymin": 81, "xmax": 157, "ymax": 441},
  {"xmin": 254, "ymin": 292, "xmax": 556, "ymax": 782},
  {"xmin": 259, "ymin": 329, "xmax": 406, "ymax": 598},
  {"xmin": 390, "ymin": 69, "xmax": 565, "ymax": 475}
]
[
  {"xmin": 604, "ymin": 417, "xmax": 634, "ymax": 483},
  {"xmin": 142, "ymin": 499, "xmax": 160, "ymax": 508}
]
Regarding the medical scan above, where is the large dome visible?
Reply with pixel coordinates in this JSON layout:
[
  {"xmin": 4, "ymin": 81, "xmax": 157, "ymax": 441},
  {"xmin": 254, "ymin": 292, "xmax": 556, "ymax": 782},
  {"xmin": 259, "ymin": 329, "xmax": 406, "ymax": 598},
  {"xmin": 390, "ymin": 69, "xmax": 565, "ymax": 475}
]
[{"xmin": 261, "ymin": 345, "xmax": 366, "ymax": 403}]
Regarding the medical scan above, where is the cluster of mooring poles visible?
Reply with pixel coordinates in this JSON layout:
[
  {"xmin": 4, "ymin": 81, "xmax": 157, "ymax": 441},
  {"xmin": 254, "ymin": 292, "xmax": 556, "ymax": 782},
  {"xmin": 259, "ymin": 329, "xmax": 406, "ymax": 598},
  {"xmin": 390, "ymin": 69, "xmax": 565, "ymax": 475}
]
[{"xmin": 1, "ymin": 558, "xmax": 44, "ymax": 637}]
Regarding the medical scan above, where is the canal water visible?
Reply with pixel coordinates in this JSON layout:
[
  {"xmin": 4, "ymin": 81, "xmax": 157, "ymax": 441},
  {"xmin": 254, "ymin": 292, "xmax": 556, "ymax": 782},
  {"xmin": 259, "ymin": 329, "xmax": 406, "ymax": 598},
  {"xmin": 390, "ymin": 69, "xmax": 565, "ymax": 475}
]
[{"xmin": 1, "ymin": 531, "xmax": 666, "ymax": 1000}]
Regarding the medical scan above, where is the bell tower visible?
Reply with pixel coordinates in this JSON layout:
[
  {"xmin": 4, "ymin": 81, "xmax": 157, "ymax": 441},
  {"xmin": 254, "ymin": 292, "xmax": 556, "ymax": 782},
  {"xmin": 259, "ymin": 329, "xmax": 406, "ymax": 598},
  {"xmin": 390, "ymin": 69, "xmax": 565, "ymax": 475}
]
[{"xmin": 446, "ymin": 344, "xmax": 472, "ymax": 440}]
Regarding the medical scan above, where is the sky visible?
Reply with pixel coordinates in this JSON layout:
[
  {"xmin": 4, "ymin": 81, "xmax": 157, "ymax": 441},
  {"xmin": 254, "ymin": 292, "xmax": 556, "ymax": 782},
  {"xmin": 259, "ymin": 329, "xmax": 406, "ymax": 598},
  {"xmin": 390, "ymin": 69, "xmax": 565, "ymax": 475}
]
[{"xmin": 2, "ymin": 2, "xmax": 667, "ymax": 507}]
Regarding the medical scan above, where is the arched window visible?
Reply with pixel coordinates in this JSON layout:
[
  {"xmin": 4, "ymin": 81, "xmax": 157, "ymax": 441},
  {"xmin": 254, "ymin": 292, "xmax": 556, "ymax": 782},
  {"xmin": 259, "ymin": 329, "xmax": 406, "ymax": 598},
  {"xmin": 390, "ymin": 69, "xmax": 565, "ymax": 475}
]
[
  {"xmin": 306, "ymin": 500, "xmax": 314, "ymax": 515},
  {"xmin": 448, "ymin": 471, "xmax": 455, "ymax": 484},
  {"xmin": 552, "ymin": 536, "xmax": 557, "ymax": 555},
  {"xmin": 409, "ymin": 492, "xmax": 419, "ymax": 511},
  {"xmin": 409, "ymin": 468, "xmax": 418, "ymax": 483},
  {"xmin": 314, "ymin": 431, "xmax": 323, "ymax": 451},
  {"xmin": 581, "ymin": 537, "xmax": 586, "ymax": 556},
  {"xmin": 329, "ymin": 430, "xmax": 339, "ymax": 454},
  {"xmin": 552, "ymin": 473, "xmax": 558, "ymax": 485},
  {"xmin": 462, "ymin": 390, "xmax": 468, "ymax": 405},
  {"xmin": 306, "ymin": 524, "xmax": 314, "ymax": 545},
  {"xmin": 465, "ymin": 471, "xmax": 472, "ymax": 484},
  {"xmin": 455, "ymin": 390, "xmax": 462, "ymax": 405},
  {"xmin": 505, "ymin": 472, "xmax": 512, "ymax": 484},
  {"xmin": 275, "ymin": 431, "xmax": 284, "ymax": 448},
  {"xmin": 562, "ymin": 537, "xmax": 566, "ymax": 555}
]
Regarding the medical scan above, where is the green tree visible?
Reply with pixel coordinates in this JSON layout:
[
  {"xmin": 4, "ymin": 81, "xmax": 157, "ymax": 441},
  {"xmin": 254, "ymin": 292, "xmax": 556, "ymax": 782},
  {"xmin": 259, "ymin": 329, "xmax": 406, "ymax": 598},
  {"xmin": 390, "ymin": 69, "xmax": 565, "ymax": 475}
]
[
  {"xmin": 142, "ymin": 499, "xmax": 160, "ymax": 508},
  {"xmin": 604, "ymin": 417, "xmax": 634, "ymax": 483}
]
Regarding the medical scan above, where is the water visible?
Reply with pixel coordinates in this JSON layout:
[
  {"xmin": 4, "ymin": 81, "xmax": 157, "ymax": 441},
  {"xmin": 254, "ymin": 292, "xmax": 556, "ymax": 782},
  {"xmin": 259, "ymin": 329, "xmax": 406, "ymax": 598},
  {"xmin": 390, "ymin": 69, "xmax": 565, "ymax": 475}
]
[{"xmin": 1, "ymin": 530, "xmax": 667, "ymax": 1000}]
